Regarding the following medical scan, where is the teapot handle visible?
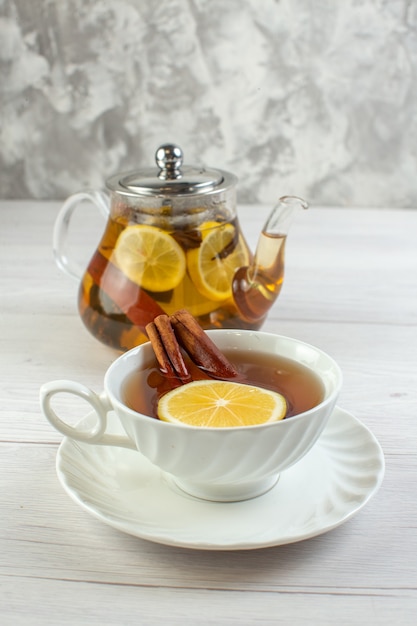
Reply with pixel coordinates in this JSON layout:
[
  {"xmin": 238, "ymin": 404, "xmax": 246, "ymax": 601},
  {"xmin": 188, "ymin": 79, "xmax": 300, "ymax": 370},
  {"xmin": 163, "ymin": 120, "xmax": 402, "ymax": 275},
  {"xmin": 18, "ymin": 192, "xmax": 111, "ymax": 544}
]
[{"xmin": 53, "ymin": 190, "xmax": 110, "ymax": 281}]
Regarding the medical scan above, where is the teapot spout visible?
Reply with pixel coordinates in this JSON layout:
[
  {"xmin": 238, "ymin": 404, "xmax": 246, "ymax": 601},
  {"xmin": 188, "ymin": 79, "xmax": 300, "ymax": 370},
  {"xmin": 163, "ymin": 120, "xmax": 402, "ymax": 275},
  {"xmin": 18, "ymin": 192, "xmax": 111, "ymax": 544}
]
[{"xmin": 232, "ymin": 196, "xmax": 308, "ymax": 323}]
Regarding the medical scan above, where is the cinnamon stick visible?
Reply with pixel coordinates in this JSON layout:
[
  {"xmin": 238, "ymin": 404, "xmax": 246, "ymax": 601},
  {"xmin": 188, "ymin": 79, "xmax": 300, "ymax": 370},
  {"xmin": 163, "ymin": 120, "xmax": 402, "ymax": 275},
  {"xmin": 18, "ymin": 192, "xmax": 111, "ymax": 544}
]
[
  {"xmin": 87, "ymin": 250, "xmax": 165, "ymax": 329},
  {"xmin": 170, "ymin": 309, "xmax": 238, "ymax": 379},
  {"xmin": 145, "ymin": 315, "xmax": 190, "ymax": 382},
  {"xmin": 154, "ymin": 315, "xmax": 190, "ymax": 380}
]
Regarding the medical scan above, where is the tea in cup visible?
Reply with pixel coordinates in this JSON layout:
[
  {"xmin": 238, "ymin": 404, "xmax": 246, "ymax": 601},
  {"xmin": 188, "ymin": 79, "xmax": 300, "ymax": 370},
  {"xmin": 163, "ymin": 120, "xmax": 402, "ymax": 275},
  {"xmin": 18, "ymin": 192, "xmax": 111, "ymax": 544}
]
[{"xmin": 40, "ymin": 329, "xmax": 342, "ymax": 502}]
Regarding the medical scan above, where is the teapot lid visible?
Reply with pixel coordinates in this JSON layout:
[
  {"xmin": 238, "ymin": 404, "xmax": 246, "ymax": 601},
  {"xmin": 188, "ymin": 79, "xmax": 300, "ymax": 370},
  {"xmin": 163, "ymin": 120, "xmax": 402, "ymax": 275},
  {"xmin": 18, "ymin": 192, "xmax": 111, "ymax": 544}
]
[{"xmin": 106, "ymin": 143, "xmax": 237, "ymax": 197}]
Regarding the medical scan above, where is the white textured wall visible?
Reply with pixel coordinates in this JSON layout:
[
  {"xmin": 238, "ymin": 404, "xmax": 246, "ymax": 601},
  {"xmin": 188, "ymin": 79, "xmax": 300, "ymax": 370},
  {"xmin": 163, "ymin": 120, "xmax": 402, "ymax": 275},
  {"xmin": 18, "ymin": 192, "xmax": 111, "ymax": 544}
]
[{"xmin": 1, "ymin": 0, "xmax": 416, "ymax": 206}]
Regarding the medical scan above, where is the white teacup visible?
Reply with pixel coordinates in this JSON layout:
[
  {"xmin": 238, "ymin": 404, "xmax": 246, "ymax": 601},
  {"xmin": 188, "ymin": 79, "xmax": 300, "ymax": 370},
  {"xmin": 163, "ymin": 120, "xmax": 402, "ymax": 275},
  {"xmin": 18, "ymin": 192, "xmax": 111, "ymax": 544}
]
[{"xmin": 40, "ymin": 330, "xmax": 342, "ymax": 502}]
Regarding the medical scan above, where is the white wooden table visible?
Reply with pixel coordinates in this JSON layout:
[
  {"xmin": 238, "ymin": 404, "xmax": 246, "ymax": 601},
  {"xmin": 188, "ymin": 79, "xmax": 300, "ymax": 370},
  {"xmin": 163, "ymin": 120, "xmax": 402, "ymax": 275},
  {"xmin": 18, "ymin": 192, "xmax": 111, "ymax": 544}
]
[{"xmin": 1, "ymin": 201, "xmax": 416, "ymax": 625}]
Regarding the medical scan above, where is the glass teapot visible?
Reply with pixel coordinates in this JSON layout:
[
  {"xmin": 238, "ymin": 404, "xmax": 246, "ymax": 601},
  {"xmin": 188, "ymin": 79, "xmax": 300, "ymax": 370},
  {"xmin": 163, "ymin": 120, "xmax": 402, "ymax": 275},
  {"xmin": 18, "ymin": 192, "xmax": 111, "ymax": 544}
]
[{"xmin": 54, "ymin": 144, "xmax": 307, "ymax": 351}]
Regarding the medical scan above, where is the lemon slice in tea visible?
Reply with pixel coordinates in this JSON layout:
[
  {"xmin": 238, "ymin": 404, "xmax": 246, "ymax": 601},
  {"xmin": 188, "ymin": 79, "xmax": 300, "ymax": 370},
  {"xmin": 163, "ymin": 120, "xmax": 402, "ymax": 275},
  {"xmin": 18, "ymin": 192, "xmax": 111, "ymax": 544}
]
[
  {"xmin": 187, "ymin": 223, "xmax": 250, "ymax": 301},
  {"xmin": 114, "ymin": 224, "xmax": 186, "ymax": 291},
  {"xmin": 157, "ymin": 380, "xmax": 287, "ymax": 427}
]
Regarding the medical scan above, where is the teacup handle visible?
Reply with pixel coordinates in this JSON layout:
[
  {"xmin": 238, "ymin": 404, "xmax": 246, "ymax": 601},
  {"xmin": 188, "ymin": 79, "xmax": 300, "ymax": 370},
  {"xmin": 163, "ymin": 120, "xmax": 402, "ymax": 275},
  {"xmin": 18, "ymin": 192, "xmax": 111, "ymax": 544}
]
[
  {"xmin": 40, "ymin": 380, "xmax": 136, "ymax": 449},
  {"xmin": 53, "ymin": 190, "xmax": 110, "ymax": 281}
]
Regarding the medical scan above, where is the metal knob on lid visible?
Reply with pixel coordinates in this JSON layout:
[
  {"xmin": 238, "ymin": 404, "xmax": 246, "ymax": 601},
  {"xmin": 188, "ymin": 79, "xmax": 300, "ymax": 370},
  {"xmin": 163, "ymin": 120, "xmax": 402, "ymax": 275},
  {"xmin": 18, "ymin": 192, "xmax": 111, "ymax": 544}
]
[{"xmin": 155, "ymin": 144, "xmax": 183, "ymax": 180}]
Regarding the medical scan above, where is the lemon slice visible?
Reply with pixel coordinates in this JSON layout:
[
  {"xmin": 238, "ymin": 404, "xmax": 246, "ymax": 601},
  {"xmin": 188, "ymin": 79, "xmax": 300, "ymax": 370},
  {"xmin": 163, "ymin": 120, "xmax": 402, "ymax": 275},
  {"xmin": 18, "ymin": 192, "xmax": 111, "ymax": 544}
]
[
  {"xmin": 157, "ymin": 380, "xmax": 287, "ymax": 428},
  {"xmin": 187, "ymin": 223, "xmax": 250, "ymax": 301},
  {"xmin": 114, "ymin": 225, "xmax": 186, "ymax": 291}
]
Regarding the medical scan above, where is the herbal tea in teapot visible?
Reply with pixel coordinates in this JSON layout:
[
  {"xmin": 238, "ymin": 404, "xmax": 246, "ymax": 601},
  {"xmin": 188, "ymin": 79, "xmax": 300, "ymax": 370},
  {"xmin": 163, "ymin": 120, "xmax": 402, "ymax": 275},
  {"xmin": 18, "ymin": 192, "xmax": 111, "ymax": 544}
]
[
  {"xmin": 79, "ymin": 212, "xmax": 254, "ymax": 349},
  {"xmin": 54, "ymin": 144, "xmax": 307, "ymax": 351}
]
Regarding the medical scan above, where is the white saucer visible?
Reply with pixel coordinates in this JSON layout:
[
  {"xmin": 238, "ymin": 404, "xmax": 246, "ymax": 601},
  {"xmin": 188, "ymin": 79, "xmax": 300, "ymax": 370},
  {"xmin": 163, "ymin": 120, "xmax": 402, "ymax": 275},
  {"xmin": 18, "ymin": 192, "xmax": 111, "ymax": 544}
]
[{"xmin": 56, "ymin": 406, "xmax": 384, "ymax": 551}]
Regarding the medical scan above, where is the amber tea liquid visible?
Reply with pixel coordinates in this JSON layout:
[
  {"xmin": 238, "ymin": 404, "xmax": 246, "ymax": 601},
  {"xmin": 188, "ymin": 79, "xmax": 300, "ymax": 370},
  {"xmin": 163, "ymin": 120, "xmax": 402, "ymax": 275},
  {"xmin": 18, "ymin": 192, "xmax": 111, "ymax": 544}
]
[
  {"xmin": 232, "ymin": 232, "xmax": 286, "ymax": 323},
  {"xmin": 123, "ymin": 350, "xmax": 325, "ymax": 421}
]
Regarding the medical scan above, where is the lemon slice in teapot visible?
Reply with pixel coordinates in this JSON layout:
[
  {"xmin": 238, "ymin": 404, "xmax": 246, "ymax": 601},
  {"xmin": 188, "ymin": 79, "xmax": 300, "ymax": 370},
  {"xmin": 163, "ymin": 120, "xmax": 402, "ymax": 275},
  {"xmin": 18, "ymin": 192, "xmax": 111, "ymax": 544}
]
[
  {"xmin": 187, "ymin": 222, "xmax": 249, "ymax": 301},
  {"xmin": 114, "ymin": 224, "xmax": 186, "ymax": 292}
]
